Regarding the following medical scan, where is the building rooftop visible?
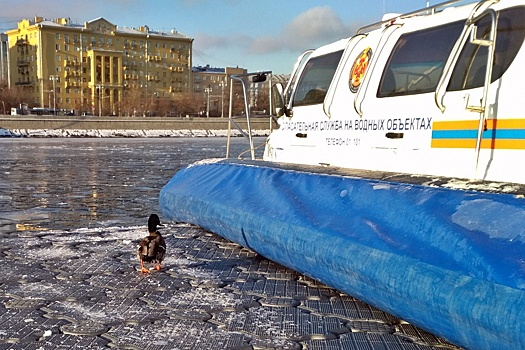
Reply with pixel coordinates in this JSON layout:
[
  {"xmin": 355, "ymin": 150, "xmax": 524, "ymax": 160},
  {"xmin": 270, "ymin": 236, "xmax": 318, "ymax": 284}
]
[
  {"xmin": 192, "ymin": 65, "xmax": 226, "ymax": 74},
  {"xmin": 13, "ymin": 16, "xmax": 191, "ymax": 40}
]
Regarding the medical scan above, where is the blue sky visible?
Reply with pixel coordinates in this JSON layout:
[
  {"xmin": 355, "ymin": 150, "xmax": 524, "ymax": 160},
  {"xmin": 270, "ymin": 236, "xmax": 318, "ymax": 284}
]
[{"xmin": 1, "ymin": 0, "xmax": 435, "ymax": 74}]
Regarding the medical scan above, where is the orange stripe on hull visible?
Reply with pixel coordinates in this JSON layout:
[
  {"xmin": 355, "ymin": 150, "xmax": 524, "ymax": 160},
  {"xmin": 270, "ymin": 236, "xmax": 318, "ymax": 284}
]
[
  {"xmin": 433, "ymin": 119, "xmax": 525, "ymax": 131},
  {"xmin": 431, "ymin": 139, "xmax": 525, "ymax": 149}
]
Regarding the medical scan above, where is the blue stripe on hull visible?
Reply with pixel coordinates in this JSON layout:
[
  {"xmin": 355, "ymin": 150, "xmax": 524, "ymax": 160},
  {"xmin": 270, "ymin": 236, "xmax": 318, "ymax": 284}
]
[
  {"xmin": 432, "ymin": 128, "xmax": 525, "ymax": 139},
  {"xmin": 159, "ymin": 160, "xmax": 525, "ymax": 350}
]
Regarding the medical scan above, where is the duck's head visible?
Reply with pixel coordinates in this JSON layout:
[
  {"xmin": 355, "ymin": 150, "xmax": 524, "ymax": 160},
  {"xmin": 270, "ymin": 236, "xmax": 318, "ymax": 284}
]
[{"xmin": 148, "ymin": 214, "xmax": 163, "ymax": 233}]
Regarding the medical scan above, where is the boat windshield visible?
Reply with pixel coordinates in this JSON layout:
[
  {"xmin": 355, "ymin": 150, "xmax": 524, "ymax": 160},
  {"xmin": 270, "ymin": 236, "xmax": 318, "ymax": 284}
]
[
  {"xmin": 377, "ymin": 21, "xmax": 464, "ymax": 97},
  {"xmin": 448, "ymin": 6, "xmax": 525, "ymax": 91},
  {"xmin": 292, "ymin": 50, "xmax": 344, "ymax": 107}
]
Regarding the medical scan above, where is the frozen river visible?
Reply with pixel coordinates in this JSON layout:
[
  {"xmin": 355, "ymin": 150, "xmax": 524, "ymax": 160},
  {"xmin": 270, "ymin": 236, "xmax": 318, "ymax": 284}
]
[
  {"xmin": 0, "ymin": 137, "xmax": 459, "ymax": 349},
  {"xmin": 0, "ymin": 137, "xmax": 259, "ymax": 232}
]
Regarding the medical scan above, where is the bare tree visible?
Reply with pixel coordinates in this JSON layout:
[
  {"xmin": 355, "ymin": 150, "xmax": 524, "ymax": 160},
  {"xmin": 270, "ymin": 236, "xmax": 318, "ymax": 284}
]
[
  {"xmin": 173, "ymin": 93, "xmax": 204, "ymax": 117},
  {"xmin": 0, "ymin": 81, "xmax": 33, "ymax": 114},
  {"xmin": 121, "ymin": 88, "xmax": 144, "ymax": 117},
  {"xmin": 254, "ymin": 87, "xmax": 270, "ymax": 114}
]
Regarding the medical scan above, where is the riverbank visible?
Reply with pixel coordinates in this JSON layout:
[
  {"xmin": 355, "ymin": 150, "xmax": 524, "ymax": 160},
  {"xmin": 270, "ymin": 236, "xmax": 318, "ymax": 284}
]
[{"xmin": 0, "ymin": 115, "xmax": 276, "ymax": 137}]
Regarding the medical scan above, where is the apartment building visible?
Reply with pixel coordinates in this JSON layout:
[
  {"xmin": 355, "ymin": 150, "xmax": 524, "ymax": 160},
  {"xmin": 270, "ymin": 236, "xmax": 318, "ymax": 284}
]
[
  {"xmin": 192, "ymin": 65, "xmax": 247, "ymax": 117},
  {"xmin": 5, "ymin": 16, "xmax": 193, "ymax": 115}
]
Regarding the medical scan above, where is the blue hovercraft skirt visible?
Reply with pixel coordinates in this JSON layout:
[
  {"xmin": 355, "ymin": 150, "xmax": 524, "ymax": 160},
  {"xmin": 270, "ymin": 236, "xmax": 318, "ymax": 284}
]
[{"xmin": 160, "ymin": 159, "xmax": 525, "ymax": 350}]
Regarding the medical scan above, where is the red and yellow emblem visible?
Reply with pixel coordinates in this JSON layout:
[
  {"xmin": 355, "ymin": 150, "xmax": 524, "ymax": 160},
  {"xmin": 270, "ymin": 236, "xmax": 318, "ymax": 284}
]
[{"xmin": 349, "ymin": 47, "xmax": 372, "ymax": 93}]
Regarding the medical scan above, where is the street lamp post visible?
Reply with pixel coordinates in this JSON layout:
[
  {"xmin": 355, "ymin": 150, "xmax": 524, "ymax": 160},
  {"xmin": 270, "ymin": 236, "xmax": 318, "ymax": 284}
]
[
  {"xmin": 151, "ymin": 92, "xmax": 157, "ymax": 117},
  {"xmin": 47, "ymin": 91, "xmax": 51, "ymax": 110},
  {"xmin": 96, "ymin": 84, "xmax": 103, "ymax": 117},
  {"xmin": 205, "ymin": 87, "xmax": 212, "ymax": 118},
  {"xmin": 49, "ymin": 75, "xmax": 58, "ymax": 115},
  {"xmin": 219, "ymin": 82, "xmax": 225, "ymax": 118}
]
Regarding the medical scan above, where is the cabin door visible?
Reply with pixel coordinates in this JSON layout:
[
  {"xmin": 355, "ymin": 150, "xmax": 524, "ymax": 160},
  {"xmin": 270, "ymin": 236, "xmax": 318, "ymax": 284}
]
[
  {"xmin": 434, "ymin": 6, "xmax": 501, "ymax": 179},
  {"xmin": 435, "ymin": 5, "xmax": 525, "ymax": 182},
  {"xmin": 354, "ymin": 21, "xmax": 469, "ymax": 175},
  {"xmin": 276, "ymin": 48, "xmax": 344, "ymax": 164}
]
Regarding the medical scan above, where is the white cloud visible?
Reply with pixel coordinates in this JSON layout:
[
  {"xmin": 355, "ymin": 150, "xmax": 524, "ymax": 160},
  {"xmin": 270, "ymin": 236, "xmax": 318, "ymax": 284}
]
[
  {"xmin": 250, "ymin": 6, "xmax": 359, "ymax": 54},
  {"xmin": 284, "ymin": 6, "xmax": 351, "ymax": 48},
  {"xmin": 195, "ymin": 6, "xmax": 356, "ymax": 56}
]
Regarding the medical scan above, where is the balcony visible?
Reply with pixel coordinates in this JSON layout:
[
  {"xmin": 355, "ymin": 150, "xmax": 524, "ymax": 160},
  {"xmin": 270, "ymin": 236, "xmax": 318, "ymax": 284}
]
[
  {"xmin": 65, "ymin": 60, "xmax": 80, "ymax": 67},
  {"xmin": 16, "ymin": 38, "xmax": 29, "ymax": 46},
  {"xmin": 15, "ymin": 80, "xmax": 34, "ymax": 86}
]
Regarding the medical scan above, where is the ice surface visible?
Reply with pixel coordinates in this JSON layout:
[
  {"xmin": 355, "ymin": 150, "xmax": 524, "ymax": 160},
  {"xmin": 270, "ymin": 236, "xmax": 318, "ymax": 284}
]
[
  {"xmin": 0, "ymin": 223, "xmax": 457, "ymax": 349},
  {"xmin": 0, "ymin": 137, "xmax": 458, "ymax": 349}
]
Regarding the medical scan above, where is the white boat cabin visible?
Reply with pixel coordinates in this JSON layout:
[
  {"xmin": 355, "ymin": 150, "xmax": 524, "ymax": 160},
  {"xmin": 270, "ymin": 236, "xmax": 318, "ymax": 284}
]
[{"xmin": 266, "ymin": 0, "xmax": 525, "ymax": 184}]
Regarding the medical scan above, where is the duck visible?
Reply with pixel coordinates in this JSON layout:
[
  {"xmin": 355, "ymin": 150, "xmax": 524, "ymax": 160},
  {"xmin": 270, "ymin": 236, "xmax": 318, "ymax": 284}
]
[{"xmin": 137, "ymin": 214, "xmax": 166, "ymax": 273}]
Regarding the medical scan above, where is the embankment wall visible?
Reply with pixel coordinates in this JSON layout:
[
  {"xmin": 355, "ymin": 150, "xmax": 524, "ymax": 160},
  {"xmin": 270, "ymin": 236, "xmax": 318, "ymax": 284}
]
[
  {"xmin": 0, "ymin": 115, "xmax": 275, "ymax": 131},
  {"xmin": 0, "ymin": 115, "xmax": 276, "ymax": 137}
]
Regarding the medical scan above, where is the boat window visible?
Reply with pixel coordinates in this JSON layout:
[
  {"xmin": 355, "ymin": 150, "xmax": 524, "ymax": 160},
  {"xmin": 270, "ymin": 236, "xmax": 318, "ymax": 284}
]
[
  {"xmin": 377, "ymin": 21, "xmax": 464, "ymax": 97},
  {"xmin": 448, "ymin": 6, "xmax": 525, "ymax": 91},
  {"xmin": 293, "ymin": 50, "xmax": 343, "ymax": 107}
]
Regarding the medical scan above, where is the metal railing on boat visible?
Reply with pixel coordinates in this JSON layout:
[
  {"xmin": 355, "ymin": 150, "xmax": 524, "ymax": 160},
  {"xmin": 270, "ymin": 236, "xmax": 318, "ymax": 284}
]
[
  {"xmin": 357, "ymin": 0, "xmax": 478, "ymax": 34},
  {"xmin": 226, "ymin": 71, "xmax": 274, "ymax": 160}
]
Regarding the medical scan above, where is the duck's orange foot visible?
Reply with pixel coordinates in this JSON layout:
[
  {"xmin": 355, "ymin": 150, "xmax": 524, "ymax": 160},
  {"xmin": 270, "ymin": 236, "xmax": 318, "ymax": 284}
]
[
  {"xmin": 141, "ymin": 267, "xmax": 151, "ymax": 274},
  {"xmin": 154, "ymin": 264, "xmax": 162, "ymax": 271}
]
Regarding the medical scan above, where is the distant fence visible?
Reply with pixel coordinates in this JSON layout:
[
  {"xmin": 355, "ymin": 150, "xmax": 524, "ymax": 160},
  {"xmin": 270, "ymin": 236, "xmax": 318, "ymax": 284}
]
[{"xmin": 0, "ymin": 115, "xmax": 276, "ymax": 131}]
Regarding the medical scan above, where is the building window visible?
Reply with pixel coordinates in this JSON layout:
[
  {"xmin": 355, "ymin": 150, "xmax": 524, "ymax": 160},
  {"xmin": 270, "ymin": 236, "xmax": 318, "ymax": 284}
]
[
  {"xmin": 56, "ymin": 55, "xmax": 61, "ymax": 62},
  {"xmin": 56, "ymin": 33, "xmax": 60, "ymax": 40},
  {"xmin": 56, "ymin": 44, "xmax": 60, "ymax": 51},
  {"xmin": 64, "ymin": 45, "xmax": 69, "ymax": 51}
]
